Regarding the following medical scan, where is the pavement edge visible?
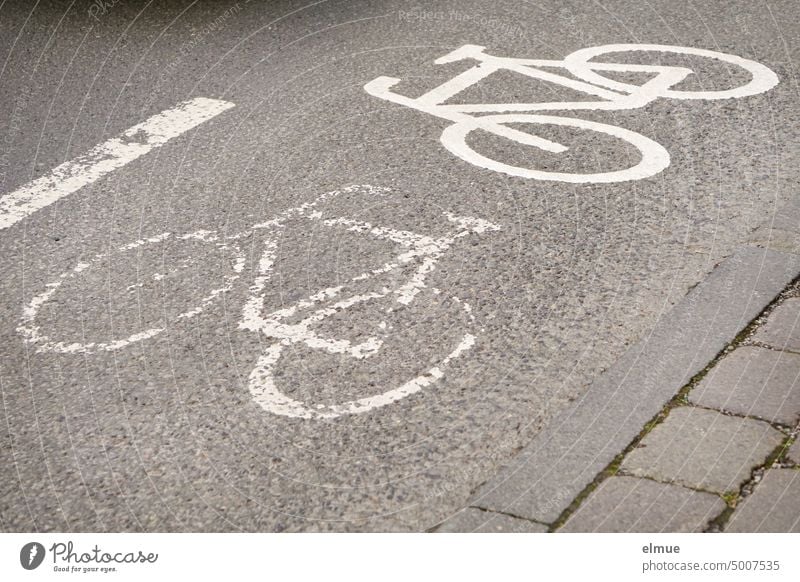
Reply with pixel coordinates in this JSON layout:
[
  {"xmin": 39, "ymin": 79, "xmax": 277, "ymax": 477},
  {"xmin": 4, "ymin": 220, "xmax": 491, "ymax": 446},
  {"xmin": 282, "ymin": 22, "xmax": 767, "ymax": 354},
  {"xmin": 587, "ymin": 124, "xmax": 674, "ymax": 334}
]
[{"xmin": 436, "ymin": 245, "xmax": 800, "ymax": 532}]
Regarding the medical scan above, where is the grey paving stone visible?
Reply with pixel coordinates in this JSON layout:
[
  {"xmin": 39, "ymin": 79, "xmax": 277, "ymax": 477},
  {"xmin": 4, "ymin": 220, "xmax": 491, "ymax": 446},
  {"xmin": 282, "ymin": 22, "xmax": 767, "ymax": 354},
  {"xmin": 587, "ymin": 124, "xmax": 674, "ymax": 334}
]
[
  {"xmin": 726, "ymin": 469, "xmax": 800, "ymax": 532},
  {"xmin": 472, "ymin": 248, "xmax": 800, "ymax": 523},
  {"xmin": 560, "ymin": 476, "xmax": 725, "ymax": 533},
  {"xmin": 754, "ymin": 298, "xmax": 800, "ymax": 352},
  {"xmin": 437, "ymin": 508, "xmax": 547, "ymax": 533},
  {"xmin": 621, "ymin": 407, "xmax": 784, "ymax": 493},
  {"xmin": 749, "ymin": 197, "xmax": 800, "ymax": 256},
  {"xmin": 786, "ymin": 439, "xmax": 800, "ymax": 464},
  {"xmin": 690, "ymin": 346, "xmax": 800, "ymax": 425}
]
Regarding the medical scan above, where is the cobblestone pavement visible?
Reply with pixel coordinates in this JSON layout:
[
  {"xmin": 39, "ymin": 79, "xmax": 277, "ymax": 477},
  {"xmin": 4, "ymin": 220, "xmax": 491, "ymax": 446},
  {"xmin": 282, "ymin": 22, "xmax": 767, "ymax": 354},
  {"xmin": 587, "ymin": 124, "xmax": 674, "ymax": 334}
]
[
  {"xmin": 441, "ymin": 278, "xmax": 800, "ymax": 532},
  {"xmin": 556, "ymin": 282, "xmax": 800, "ymax": 533}
]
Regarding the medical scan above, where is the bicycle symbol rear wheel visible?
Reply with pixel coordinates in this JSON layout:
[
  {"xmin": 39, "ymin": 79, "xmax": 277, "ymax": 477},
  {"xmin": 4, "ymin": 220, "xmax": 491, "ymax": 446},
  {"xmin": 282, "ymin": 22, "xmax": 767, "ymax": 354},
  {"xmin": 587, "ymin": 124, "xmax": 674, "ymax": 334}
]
[
  {"xmin": 19, "ymin": 231, "xmax": 245, "ymax": 354},
  {"xmin": 441, "ymin": 114, "xmax": 671, "ymax": 183}
]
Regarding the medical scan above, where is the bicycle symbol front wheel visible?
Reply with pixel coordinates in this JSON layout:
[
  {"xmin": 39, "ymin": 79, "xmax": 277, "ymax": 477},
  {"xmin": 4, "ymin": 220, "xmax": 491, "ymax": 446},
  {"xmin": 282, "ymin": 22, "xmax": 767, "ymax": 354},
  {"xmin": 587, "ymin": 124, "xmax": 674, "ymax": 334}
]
[
  {"xmin": 441, "ymin": 114, "xmax": 671, "ymax": 183},
  {"xmin": 246, "ymin": 292, "xmax": 477, "ymax": 420},
  {"xmin": 563, "ymin": 44, "xmax": 780, "ymax": 101}
]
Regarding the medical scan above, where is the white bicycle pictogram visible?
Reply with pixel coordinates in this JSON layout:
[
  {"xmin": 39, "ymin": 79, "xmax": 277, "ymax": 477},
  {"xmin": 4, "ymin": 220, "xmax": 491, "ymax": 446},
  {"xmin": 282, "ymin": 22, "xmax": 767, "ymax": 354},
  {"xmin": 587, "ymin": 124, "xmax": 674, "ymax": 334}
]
[
  {"xmin": 365, "ymin": 44, "xmax": 780, "ymax": 183},
  {"xmin": 19, "ymin": 185, "xmax": 500, "ymax": 419}
]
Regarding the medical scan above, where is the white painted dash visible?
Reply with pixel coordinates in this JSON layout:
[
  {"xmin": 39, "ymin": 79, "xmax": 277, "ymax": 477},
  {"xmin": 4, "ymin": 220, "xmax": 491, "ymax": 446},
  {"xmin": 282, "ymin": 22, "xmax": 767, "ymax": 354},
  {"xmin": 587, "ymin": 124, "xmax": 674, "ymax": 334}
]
[{"xmin": 0, "ymin": 97, "xmax": 235, "ymax": 231}]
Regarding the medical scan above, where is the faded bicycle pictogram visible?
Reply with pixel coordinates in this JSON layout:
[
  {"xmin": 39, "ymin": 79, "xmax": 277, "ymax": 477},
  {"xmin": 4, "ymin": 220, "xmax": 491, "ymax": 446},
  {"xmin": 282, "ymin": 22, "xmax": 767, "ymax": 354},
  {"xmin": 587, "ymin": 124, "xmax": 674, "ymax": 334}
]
[
  {"xmin": 365, "ymin": 44, "xmax": 779, "ymax": 183},
  {"xmin": 19, "ymin": 185, "xmax": 500, "ymax": 419}
]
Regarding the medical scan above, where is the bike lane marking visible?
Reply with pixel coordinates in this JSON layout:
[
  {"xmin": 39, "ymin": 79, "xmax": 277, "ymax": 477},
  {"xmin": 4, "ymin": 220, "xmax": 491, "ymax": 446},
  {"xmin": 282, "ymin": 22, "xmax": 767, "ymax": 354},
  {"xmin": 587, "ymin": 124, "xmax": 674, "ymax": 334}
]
[
  {"xmin": 0, "ymin": 97, "xmax": 235, "ymax": 231},
  {"xmin": 236, "ymin": 191, "xmax": 501, "ymax": 419},
  {"xmin": 365, "ymin": 44, "xmax": 780, "ymax": 184},
  {"xmin": 17, "ymin": 181, "xmax": 502, "ymax": 419},
  {"xmin": 18, "ymin": 230, "xmax": 247, "ymax": 354}
]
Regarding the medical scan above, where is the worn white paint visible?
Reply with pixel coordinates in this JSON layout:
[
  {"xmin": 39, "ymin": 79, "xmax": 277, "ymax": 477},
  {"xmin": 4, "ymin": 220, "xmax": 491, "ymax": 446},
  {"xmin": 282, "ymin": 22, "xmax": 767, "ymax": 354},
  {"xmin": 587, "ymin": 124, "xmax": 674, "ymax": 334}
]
[
  {"xmin": 237, "ymin": 187, "xmax": 499, "ymax": 418},
  {"xmin": 365, "ymin": 44, "xmax": 779, "ymax": 183},
  {"xmin": 0, "ymin": 97, "xmax": 235, "ymax": 231},
  {"xmin": 22, "ymin": 184, "xmax": 501, "ymax": 419},
  {"xmin": 247, "ymin": 333, "xmax": 477, "ymax": 420},
  {"xmin": 443, "ymin": 211, "xmax": 503, "ymax": 234},
  {"xmin": 18, "ymin": 231, "xmax": 244, "ymax": 353}
]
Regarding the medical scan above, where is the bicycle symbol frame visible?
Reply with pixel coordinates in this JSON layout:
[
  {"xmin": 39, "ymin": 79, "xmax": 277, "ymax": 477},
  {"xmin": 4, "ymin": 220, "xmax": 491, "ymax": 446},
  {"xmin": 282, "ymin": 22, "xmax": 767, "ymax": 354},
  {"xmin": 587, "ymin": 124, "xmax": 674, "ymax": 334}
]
[
  {"xmin": 19, "ymin": 185, "xmax": 501, "ymax": 419},
  {"xmin": 365, "ymin": 44, "xmax": 779, "ymax": 183}
]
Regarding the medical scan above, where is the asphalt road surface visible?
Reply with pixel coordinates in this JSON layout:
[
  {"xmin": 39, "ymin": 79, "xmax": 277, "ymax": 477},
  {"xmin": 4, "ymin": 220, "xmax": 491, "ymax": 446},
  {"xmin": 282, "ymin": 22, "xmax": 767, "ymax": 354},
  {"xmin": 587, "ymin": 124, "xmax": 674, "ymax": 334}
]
[{"xmin": 1, "ymin": 0, "xmax": 798, "ymax": 531}]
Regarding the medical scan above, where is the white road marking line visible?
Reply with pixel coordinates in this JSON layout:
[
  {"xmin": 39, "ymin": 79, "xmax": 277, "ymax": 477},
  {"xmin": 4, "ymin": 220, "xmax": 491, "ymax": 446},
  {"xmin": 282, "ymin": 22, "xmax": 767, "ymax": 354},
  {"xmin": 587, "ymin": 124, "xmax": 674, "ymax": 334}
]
[{"xmin": 0, "ymin": 97, "xmax": 235, "ymax": 231}]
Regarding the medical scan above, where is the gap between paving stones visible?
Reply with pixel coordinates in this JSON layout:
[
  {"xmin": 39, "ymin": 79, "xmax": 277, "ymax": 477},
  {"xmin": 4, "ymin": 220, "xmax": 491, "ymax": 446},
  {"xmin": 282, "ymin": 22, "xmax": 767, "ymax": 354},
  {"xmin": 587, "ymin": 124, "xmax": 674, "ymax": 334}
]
[
  {"xmin": 436, "ymin": 246, "xmax": 800, "ymax": 532},
  {"xmin": 553, "ymin": 277, "xmax": 800, "ymax": 532},
  {"xmin": 430, "ymin": 505, "xmax": 549, "ymax": 533},
  {"xmin": 705, "ymin": 429, "xmax": 797, "ymax": 532}
]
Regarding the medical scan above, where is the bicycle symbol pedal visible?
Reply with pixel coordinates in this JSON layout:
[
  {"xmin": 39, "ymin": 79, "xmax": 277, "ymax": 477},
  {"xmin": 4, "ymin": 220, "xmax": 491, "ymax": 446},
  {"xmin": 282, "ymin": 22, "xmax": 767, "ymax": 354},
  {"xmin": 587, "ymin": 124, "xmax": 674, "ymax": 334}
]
[{"xmin": 365, "ymin": 44, "xmax": 779, "ymax": 183}]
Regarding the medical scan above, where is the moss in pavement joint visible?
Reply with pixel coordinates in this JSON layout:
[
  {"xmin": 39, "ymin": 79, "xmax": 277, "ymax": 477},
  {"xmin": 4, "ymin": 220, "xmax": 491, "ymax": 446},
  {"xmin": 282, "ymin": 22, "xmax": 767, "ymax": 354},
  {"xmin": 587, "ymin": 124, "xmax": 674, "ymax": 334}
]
[
  {"xmin": 705, "ymin": 435, "xmax": 795, "ymax": 532},
  {"xmin": 549, "ymin": 274, "xmax": 800, "ymax": 532}
]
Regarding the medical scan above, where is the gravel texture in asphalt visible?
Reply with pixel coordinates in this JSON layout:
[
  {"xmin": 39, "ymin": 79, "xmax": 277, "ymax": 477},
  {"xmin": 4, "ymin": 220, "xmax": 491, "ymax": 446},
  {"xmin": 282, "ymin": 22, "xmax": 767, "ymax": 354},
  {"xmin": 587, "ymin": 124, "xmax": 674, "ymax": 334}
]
[{"xmin": 1, "ymin": 0, "xmax": 798, "ymax": 531}]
